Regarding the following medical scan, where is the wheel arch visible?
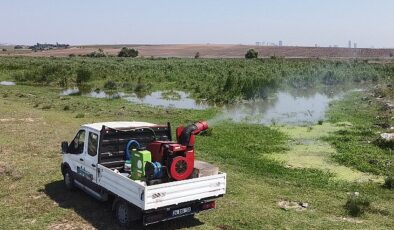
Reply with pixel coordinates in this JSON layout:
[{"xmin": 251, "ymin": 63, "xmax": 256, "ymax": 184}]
[
  {"xmin": 61, "ymin": 162, "xmax": 71, "ymax": 176},
  {"xmin": 112, "ymin": 196, "xmax": 142, "ymax": 224}
]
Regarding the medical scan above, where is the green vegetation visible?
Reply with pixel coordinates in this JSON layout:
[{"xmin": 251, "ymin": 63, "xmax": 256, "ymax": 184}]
[
  {"xmin": 1, "ymin": 57, "xmax": 391, "ymax": 104},
  {"xmin": 268, "ymin": 123, "xmax": 383, "ymax": 182},
  {"xmin": 325, "ymin": 92, "xmax": 394, "ymax": 177},
  {"xmin": 384, "ymin": 176, "xmax": 393, "ymax": 189},
  {"xmin": 118, "ymin": 47, "xmax": 139, "ymax": 58},
  {"xmin": 103, "ymin": 80, "xmax": 117, "ymax": 90},
  {"xmin": 345, "ymin": 193, "xmax": 371, "ymax": 217},
  {"xmin": 245, "ymin": 48, "xmax": 258, "ymax": 59},
  {"xmin": 75, "ymin": 68, "xmax": 92, "ymax": 85}
]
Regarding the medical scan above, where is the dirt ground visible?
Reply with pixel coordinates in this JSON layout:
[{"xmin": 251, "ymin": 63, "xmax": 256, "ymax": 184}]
[{"xmin": 2, "ymin": 44, "xmax": 394, "ymax": 58}]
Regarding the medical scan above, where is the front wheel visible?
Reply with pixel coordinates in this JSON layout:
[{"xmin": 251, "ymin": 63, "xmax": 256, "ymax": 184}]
[{"xmin": 64, "ymin": 170, "xmax": 74, "ymax": 190}]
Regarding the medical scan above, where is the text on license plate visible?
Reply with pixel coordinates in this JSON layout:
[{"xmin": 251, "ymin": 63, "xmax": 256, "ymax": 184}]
[{"xmin": 172, "ymin": 207, "xmax": 192, "ymax": 216}]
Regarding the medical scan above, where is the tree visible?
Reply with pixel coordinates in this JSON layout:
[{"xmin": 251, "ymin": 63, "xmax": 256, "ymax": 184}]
[
  {"xmin": 245, "ymin": 49, "xmax": 258, "ymax": 59},
  {"xmin": 118, "ymin": 47, "xmax": 139, "ymax": 58}
]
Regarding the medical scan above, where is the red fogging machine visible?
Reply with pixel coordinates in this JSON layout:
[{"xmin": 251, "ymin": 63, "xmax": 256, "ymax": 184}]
[{"xmin": 146, "ymin": 121, "xmax": 208, "ymax": 183}]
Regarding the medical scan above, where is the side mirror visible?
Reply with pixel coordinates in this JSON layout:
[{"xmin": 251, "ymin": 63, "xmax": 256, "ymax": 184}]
[{"xmin": 61, "ymin": 141, "xmax": 69, "ymax": 154}]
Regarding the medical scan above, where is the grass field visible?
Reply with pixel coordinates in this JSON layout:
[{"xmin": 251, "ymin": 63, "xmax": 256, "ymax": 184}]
[{"xmin": 0, "ymin": 58, "xmax": 393, "ymax": 229}]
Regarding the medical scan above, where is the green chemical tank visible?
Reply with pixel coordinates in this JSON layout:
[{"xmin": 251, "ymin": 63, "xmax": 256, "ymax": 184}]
[{"xmin": 131, "ymin": 150, "xmax": 152, "ymax": 180}]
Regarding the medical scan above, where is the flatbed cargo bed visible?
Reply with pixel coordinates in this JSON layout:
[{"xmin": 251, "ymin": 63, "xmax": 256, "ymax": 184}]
[{"xmin": 97, "ymin": 164, "xmax": 226, "ymax": 210}]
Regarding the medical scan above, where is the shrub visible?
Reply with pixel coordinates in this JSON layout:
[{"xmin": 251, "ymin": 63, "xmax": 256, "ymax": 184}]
[
  {"xmin": 118, "ymin": 47, "xmax": 139, "ymax": 58},
  {"xmin": 63, "ymin": 105, "xmax": 70, "ymax": 111},
  {"xmin": 76, "ymin": 68, "xmax": 91, "ymax": 84},
  {"xmin": 245, "ymin": 49, "xmax": 258, "ymax": 59},
  {"xmin": 41, "ymin": 104, "xmax": 52, "ymax": 110},
  {"xmin": 14, "ymin": 45, "xmax": 23, "ymax": 49},
  {"xmin": 68, "ymin": 53, "xmax": 76, "ymax": 58},
  {"xmin": 383, "ymin": 176, "xmax": 393, "ymax": 189},
  {"xmin": 85, "ymin": 49, "xmax": 107, "ymax": 58},
  {"xmin": 322, "ymin": 71, "xmax": 341, "ymax": 85},
  {"xmin": 2, "ymin": 48, "xmax": 7, "ymax": 52},
  {"xmin": 15, "ymin": 65, "xmax": 67, "ymax": 85},
  {"xmin": 103, "ymin": 80, "xmax": 117, "ymax": 90},
  {"xmin": 345, "ymin": 193, "xmax": 371, "ymax": 217},
  {"xmin": 318, "ymin": 120, "xmax": 324, "ymax": 125},
  {"xmin": 195, "ymin": 52, "xmax": 200, "ymax": 59},
  {"xmin": 75, "ymin": 113, "xmax": 85, "ymax": 118}
]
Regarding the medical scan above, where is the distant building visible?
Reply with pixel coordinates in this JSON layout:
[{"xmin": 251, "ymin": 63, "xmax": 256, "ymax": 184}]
[
  {"xmin": 354, "ymin": 43, "xmax": 357, "ymax": 49},
  {"xmin": 29, "ymin": 42, "xmax": 69, "ymax": 51},
  {"xmin": 279, "ymin": 41, "xmax": 283, "ymax": 47},
  {"xmin": 348, "ymin": 40, "xmax": 352, "ymax": 48}
]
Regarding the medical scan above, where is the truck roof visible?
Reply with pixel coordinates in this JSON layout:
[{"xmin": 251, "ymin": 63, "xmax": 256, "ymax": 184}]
[{"xmin": 82, "ymin": 121, "xmax": 157, "ymax": 132}]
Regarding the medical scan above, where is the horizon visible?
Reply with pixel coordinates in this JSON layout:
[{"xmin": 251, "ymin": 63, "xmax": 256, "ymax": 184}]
[{"xmin": 1, "ymin": 0, "xmax": 394, "ymax": 48}]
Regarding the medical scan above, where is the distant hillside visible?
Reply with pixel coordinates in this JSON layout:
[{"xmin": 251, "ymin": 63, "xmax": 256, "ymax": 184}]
[{"xmin": 1, "ymin": 44, "xmax": 394, "ymax": 59}]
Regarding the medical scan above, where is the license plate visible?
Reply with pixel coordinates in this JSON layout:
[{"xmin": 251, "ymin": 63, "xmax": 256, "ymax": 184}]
[{"xmin": 172, "ymin": 207, "xmax": 192, "ymax": 216}]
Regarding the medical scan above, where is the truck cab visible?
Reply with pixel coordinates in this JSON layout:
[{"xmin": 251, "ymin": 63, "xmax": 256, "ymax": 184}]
[{"xmin": 61, "ymin": 121, "xmax": 226, "ymax": 226}]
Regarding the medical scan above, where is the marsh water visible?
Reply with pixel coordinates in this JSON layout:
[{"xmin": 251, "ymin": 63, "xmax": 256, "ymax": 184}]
[
  {"xmin": 123, "ymin": 91, "xmax": 209, "ymax": 110},
  {"xmin": 0, "ymin": 81, "xmax": 16, "ymax": 86},
  {"xmin": 60, "ymin": 82, "xmax": 366, "ymax": 125}
]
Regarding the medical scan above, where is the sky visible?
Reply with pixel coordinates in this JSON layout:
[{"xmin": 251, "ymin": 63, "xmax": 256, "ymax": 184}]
[{"xmin": 1, "ymin": 0, "xmax": 393, "ymax": 48}]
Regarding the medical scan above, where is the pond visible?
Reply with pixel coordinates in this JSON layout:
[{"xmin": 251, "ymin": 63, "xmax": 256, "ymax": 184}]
[
  {"xmin": 60, "ymin": 83, "xmax": 366, "ymax": 125},
  {"xmin": 123, "ymin": 91, "xmax": 209, "ymax": 110},
  {"xmin": 60, "ymin": 89, "xmax": 209, "ymax": 110},
  {"xmin": 219, "ymin": 84, "xmax": 365, "ymax": 125}
]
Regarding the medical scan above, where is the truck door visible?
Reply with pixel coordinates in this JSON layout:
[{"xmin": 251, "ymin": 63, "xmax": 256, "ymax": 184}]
[
  {"xmin": 80, "ymin": 131, "xmax": 99, "ymax": 183},
  {"xmin": 66, "ymin": 129, "xmax": 87, "ymax": 176}
]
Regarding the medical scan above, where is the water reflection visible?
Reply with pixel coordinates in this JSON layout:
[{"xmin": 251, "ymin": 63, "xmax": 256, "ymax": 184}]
[
  {"xmin": 88, "ymin": 91, "xmax": 125, "ymax": 99},
  {"xmin": 61, "ymin": 88, "xmax": 80, "ymax": 96},
  {"xmin": 223, "ymin": 83, "xmax": 365, "ymax": 125},
  {"xmin": 0, "ymin": 81, "xmax": 16, "ymax": 86},
  {"xmin": 60, "ymin": 88, "xmax": 209, "ymax": 110},
  {"xmin": 124, "ymin": 91, "xmax": 209, "ymax": 110},
  {"xmin": 59, "ymin": 82, "xmax": 367, "ymax": 124}
]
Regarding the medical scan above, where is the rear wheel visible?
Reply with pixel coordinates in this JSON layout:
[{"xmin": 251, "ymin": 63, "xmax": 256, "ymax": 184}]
[
  {"xmin": 63, "ymin": 170, "xmax": 74, "ymax": 190},
  {"xmin": 114, "ymin": 199, "xmax": 141, "ymax": 227},
  {"xmin": 116, "ymin": 201, "xmax": 130, "ymax": 226}
]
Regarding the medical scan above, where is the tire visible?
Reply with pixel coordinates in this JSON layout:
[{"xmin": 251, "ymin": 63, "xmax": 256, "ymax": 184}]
[
  {"xmin": 115, "ymin": 200, "xmax": 132, "ymax": 227},
  {"xmin": 64, "ymin": 169, "xmax": 75, "ymax": 190},
  {"xmin": 114, "ymin": 199, "xmax": 141, "ymax": 227}
]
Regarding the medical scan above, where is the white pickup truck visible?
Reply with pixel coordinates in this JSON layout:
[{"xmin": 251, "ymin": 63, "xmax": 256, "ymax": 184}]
[{"xmin": 60, "ymin": 121, "xmax": 226, "ymax": 226}]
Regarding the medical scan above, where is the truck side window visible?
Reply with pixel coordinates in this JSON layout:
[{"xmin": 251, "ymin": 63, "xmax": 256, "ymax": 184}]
[
  {"xmin": 88, "ymin": 132, "xmax": 98, "ymax": 157},
  {"xmin": 69, "ymin": 130, "xmax": 86, "ymax": 154}
]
